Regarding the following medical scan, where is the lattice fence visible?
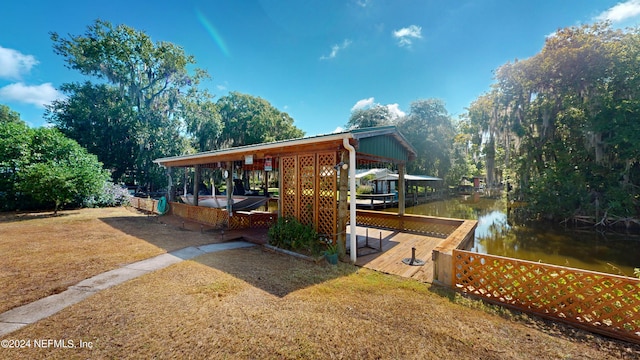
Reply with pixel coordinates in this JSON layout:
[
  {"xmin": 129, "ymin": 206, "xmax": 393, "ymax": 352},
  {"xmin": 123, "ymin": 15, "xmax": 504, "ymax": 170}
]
[
  {"xmin": 453, "ymin": 250, "xmax": 640, "ymax": 344},
  {"xmin": 317, "ymin": 152, "xmax": 337, "ymax": 239},
  {"xmin": 298, "ymin": 154, "xmax": 315, "ymax": 226},
  {"xmin": 229, "ymin": 212, "xmax": 277, "ymax": 230},
  {"xmin": 281, "ymin": 156, "xmax": 297, "ymax": 218},
  {"xmin": 355, "ymin": 210, "xmax": 460, "ymax": 238},
  {"xmin": 169, "ymin": 202, "xmax": 229, "ymax": 229},
  {"xmin": 279, "ymin": 152, "xmax": 338, "ymax": 240}
]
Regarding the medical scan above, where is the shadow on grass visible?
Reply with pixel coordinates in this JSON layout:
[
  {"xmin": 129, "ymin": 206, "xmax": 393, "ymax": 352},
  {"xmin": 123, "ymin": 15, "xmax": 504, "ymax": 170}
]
[
  {"xmin": 99, "ymin": 212, "xmax": 357, "ymax": 297},
  {"xmin": 0, "ymin": 210, "xmax": 75, "ymax": 223},
  {"xmin": 193, "ymin": 246, "xmax": 359, "ymax": 297}
]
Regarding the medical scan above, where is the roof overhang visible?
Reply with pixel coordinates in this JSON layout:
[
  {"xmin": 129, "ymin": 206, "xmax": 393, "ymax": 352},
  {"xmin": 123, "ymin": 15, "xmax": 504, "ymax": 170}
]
[{"xmin": 153, "ymin": 126, "xmax": 417, "ymax": 168}]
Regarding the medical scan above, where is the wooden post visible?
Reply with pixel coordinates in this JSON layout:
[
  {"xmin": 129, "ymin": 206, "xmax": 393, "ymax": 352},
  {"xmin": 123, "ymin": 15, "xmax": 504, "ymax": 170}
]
[
  {"xmin": 277, "ymin": 157, "xmax": 283, "ymax": 219},
  {"xmin": 193, "ymin": 164, "xmax": 200, "ymax": 207},
  {"xmin": 398, "ymin": 163, "xmax": 406, "ymax": 216},
  {"xmin": 337, "ymin": 151, "xmax": 348, "ymax": 256},
  {"xmin": 226, "ymin": 161, "xmax": 233, "ymax": 214},
  {"xmin": 167, "ymin": 167, "xmax": 174, "ymax": 202}
]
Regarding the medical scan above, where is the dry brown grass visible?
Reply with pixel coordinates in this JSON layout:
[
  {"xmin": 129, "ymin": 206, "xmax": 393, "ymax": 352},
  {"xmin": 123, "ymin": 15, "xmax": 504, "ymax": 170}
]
[
  {"xmin": 1, "ymin": 208, "xmax": 639, "ymax": 359},
  {"xmin": 0, "ymin": 207, "xmax": 224, "ymax": 314}
]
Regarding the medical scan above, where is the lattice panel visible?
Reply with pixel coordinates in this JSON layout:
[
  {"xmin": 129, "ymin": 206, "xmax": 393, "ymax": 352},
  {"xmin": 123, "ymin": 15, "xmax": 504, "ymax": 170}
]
[
  {"xmin": 229, "ymin": 213, "xmax": 250, "ymax": 229},
  {"xmin": 169, "ymin": 202, "xmax": 229, "ymax": 229},
  {"xmin": 249, "ymin": 213, "xmax": 278, "ymax": 228},
  {"xmin": 281, "ymin": 156, "xmax": 297, "ymax": 218},
  {"xmin": 298, "ymin": 154, "xmax": 315, "ymax": 226},
  {"xmin": 453, "ymin": 250, "xmax": 640, "ymax": 344},
  {"xmin": 355, "ymin": 210, "xmax": 458, "ymax": 239},
  {"xmin": 317, "ymin": 152, "xmax": 337, "ymax": 238}
]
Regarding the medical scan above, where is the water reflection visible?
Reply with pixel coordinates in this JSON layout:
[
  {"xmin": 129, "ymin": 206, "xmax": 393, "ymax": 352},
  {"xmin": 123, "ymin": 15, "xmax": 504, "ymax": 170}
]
[{"xmin": 386, "ymin": 193, "xmax": 640, "ymax": 277}]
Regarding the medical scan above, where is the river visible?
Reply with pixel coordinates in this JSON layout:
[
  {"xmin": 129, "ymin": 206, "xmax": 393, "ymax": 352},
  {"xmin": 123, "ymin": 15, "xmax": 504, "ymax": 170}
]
[{"xmin": 385, "ymin": 193, "xmax": 640, "ymax": 277}]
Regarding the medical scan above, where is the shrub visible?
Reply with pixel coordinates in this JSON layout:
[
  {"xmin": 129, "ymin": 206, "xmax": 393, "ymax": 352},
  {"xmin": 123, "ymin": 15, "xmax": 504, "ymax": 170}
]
[
  {"xmin": 267, "ymin": 216, "xmax": 322, "ymax": 256},
  {"xmin": 356, "ymin": 185, "xmax": 373, "ymax": 194},
  {"xmin": 83, "ymin": 181, "xmax": 131, "ymax": 208}
]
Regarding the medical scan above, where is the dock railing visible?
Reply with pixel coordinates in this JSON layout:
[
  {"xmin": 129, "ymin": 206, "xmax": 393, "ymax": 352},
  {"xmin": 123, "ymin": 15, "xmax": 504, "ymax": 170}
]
[
  {"xmin": 453, "ymin": 250, "xmax": 640, "ymax": 344},
  {"xmin": 355, "ymin": 209, "xmax": 464, "ymax": 238}
]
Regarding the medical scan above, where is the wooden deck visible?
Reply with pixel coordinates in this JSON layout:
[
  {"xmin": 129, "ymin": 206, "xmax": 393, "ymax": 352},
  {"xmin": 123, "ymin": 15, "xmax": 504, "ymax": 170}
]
[{"xmin": 347, "ymin": 226, "xmax": 444, "ymax": 283}]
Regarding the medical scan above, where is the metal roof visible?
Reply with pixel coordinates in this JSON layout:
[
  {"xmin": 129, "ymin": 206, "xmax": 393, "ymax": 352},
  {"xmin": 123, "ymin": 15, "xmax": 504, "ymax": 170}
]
[{"xmin": 153, "ymin": 126, "xmax": 417, "ymax": 167}]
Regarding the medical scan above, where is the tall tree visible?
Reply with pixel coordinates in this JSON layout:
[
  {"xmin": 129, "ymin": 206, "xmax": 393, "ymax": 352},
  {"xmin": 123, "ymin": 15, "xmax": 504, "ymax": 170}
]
[
  {"xmin": 181, "ymin": 88, "xmax": 223, "ymax": 152},
  {"xmin": 50, "ymin": 19, "xmax": 205, "ymax": 189},
  {"xmin": 0, "ymin": 106, "xmax": 32, "ymax": 210},
  {"xmin": 346, "ymin": 105, "xmax": 395, "ymax": 129},
  {"xmin": 469, "ymin": 22, "xmax": 640, "ymax": 221},
  {"xmin": 397, "ymin": 99, "xmax": 455, "ymax": 177},
  {"xmin": 47, "ymin": 82, "xmax": 137, "ymax": 182},
  {"xmin": 216, "ymin": 92, "xmax": 304, "ymax": 148}
]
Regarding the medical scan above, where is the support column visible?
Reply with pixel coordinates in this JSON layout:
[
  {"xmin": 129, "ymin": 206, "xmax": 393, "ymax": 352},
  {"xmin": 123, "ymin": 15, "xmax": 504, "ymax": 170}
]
[
  {"xmin": 226, "ymin": 161, "xmax": 233, "ymax": 214},
  {"xmin": 337, "ymin": 151, "xmax": 348, "ymax": 257},
  {"xmin": 277, "ymin": 157, "xmax": 283, "ymax": 218},
  {"xmin": 167, "ymin": 167, "xmax": 174, "ymax": 202},
  {"xmin": 183, "ymin": 168, "xmax": 188, "ymax": 198},
  {"xmin": 193, "ymin": 165, "xmax": 201, "ymax": 207},
  {"xmin": 398, "ymin": 163, "xmax": 406, "ymax": 216}
]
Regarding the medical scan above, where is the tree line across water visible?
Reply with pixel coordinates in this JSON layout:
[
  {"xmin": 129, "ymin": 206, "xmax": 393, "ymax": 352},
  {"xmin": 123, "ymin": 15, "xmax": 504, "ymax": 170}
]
[{"xmin": 1, "ymin": 20, "xmax": 639, "ymax": 226}]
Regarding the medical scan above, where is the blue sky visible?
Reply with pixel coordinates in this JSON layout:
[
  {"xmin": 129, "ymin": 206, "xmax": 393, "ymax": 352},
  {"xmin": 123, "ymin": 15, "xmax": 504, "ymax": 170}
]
[{"xmin": 1, "ymin": 1, "xmax": 640, "ymax": 136}]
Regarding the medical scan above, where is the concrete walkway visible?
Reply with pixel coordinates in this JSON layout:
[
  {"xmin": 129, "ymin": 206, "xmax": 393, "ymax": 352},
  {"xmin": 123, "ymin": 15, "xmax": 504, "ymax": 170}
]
[{"xmin": 0, "ymin": 241, "xmax": 256, "ymax": 337}]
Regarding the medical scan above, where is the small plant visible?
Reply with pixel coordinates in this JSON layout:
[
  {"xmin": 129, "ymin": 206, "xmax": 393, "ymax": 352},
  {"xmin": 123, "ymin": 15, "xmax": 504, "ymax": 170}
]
[
  {"xmin": 319, "ymin": 235, "xmax": 338, "ymax": 255},
  {"xmin": 634, "ymin": 268, "xmax": 640, "ymax": 279},
  {"xmin": 356, "ymin": 185, "xmax": 373, "ymax": 194},
  {"xmin": 267, "ymin": 216, "xmax": 320, "ymax": 255}
]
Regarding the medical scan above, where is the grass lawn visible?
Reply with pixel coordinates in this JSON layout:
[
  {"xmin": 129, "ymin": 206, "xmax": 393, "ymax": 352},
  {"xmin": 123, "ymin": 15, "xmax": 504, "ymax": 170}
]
[
  {"xmin": 0, "ymin": 207, "xmax": 224, "ymax": 314},
  {"xmin": 1, "ymin": 207, "xmax": 638, "ymax": 359}
]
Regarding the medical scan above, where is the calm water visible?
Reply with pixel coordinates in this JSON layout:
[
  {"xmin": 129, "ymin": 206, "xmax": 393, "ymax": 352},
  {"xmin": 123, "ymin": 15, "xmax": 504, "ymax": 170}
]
[{"xmin": 386, "ymin": 193, "xmax": 640, "ymax": 277}]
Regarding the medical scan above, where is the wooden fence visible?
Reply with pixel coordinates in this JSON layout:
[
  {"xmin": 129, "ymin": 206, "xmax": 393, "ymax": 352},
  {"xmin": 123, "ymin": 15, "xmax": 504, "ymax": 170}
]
[
  {"xmin": 453, "ymin": 249, "xmax": 640, "ymax": 344},
  {"xmin": 128, "ymin": 197, "xmax": 276, "ymax": 230},
  {"xmin": 355, "ymin": 209, "xmax": 462, "ymax": 238},
  {"xmin": 129, "ymin": 197, "xmax": 157, "ymax": 214}
]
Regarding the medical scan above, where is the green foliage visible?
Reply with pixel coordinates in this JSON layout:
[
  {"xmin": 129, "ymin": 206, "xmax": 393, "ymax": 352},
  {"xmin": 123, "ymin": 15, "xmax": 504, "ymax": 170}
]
[
  {"xmin": 267, "ymin": 216, "xmax": 323, "ymax": 256},
  {"xmin": 319, "ymin": 235, "xmax": 338, "ymax": 255},
  {"xmin": 466, "ymin": 22, "xmax": 640, "ymax": 221},
  {"xmin": 17, "ymin": 128, "xmax": 110, "ymax": 213},
  {"xmin": 216, "ymin": 92, "xmax": 305, "ymax": 148},
  {"xmin": 356, "ymin": 185, "xmax": 373, "ymax": 194},
  {"xmin": 50, "ymin": 19, "xmax": 203, "ymax": 190},
  {"xmin": 46, "ymin": 82, "xmax": 138, "ymax": 183},
  {"xmin": 346, "ymin": 105, "xmax": 395, "ymax": 129},
  {"xmin": 0, "ymin": 110, "xmax": 32, "ymax": 210},
  {"xmin": 397, "ymin": 99, "xmax": 455, "ymax": 177},
  {"xmin": 635, "ymin": 268, "xmax": 640, "ymax": 279}
]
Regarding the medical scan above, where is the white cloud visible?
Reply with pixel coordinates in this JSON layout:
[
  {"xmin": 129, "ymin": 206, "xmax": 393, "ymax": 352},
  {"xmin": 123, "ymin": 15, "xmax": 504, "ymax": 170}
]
[
  {"xmin": 320, "ymin": 39, "xmax": 352, "ymax": 60},
  {"xmin": 393, "ymin": 25, "xmax": 422, "ymax": 47},
  {"xmin": 0, "ymin": 82, "xmax": 64, "ymax": 108},
  {"xmin": 355, "ymin": 0, "xmax": 371, "ymax": 7},
  {"xmin": 385, "ymin": 103, "xmax": 406, "ymax": 118},
  {"xmin": 351, "ymin": 98, "xmax": 406, "ymax": 118},
  {"xmin": 333, "ymin": 126, "xmax": 345, "ymax": 133},
  {"xmin": 0, "ymin": 46, "xmax": 38, "ymax": 80},
  {"xmin": 596, "ymin": 0, "xmax": 640, "ymax": 23},
  {"xmin": 351, "ymin": 97, "xmax": 375, "ymax": 111}
]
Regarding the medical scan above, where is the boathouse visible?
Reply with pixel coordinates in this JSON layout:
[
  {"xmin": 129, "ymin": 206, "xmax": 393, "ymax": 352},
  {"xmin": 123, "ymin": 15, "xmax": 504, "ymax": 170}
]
[{"xmin": 153, "ymin": 126, "xmax": 417, "ymax": 263}]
